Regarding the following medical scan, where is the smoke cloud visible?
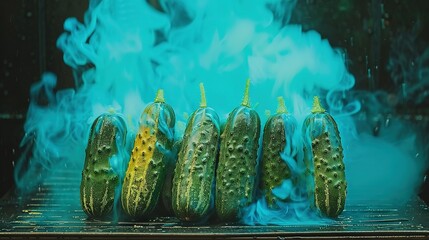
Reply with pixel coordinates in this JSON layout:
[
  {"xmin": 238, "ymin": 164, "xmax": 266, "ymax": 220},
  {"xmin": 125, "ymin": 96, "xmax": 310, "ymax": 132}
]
[{"xmin": 14, "ymin": 0, "xmax": 426, "ymax": 225}]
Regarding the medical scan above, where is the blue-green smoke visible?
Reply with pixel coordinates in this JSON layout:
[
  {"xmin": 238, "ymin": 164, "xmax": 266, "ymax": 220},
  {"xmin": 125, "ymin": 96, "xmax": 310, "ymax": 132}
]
[{"xmin": 14, "ymin": 0, "xmax": 426, "ymax": 226}]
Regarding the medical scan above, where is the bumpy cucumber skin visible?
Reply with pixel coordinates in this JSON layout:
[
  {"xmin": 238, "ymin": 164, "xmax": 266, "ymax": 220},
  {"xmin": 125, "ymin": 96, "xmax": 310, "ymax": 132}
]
[
  {"xmin": 172, "ymin": 108, "xmax": 220, "ymax": 221},
  {"xmin": 80, "ymin": 113, "xmax": 127, "ymax": 219},
  {"xmin": 216, "ymin": 106, "xmax": 261, "ymax": 221},
  {"xmin": 261, "ymin": 114, "xmax": 297, "ymax": 207},
  {"xmin": 303, "ymin": 113, "xmax": 347, "ymax": 218},
  {"xmin": 121, "ymin": 102, "xmax": 175, "ymax": 219}
]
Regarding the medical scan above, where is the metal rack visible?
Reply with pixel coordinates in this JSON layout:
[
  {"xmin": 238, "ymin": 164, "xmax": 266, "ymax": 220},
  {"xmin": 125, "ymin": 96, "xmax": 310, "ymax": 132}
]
[{"xmin": 1, "ymin": 169, "xmax": 429, "ymax": 239}]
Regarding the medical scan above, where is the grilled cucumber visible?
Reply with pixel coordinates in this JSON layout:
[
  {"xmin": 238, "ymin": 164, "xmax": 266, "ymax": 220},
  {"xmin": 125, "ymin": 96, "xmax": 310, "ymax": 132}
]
[
  {"xmin": 216, "ymin": 79, "xmax": 261, "ymax": 221},
  {"xmin": 121, "ymin": 89, "xmax": 175, "ymax": 219},
  {"xmin": 303, "ymin": 96, "xmax": 347, "ymax": 218},
  {"xmin": 80, "ymin": 113, "xmax": 127, "ymax": 219},
  {"xmin": 172, "ymin": 83, "xmax": 220, "ymax": 222},
  {"xmin": 260, "ymin": 96, "xmax": 298, "ymax": 207}
]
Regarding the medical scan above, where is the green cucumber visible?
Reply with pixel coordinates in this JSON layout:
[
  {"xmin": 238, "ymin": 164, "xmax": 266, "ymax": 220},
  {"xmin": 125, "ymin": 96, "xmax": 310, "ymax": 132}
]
[
  {"xmin": 172, "ymin": 83, "xmax": 220, "ymax": 222},
  {"xmin": 80, "ymin": 113, "xmax": 127, "ymax": 219},
  {"xmin": 161, "ymin": 139, "xmax": 182, "ymax": 215},
  {"xmin": 260, "ymin": 96, "xmax": 298, "ymax": 207},
  {"xmin": 303, "ymin": 96, "xmax": 347, "ymax": 218},
  {"xmin": 121, "ymin": 89, "xmax": 175, "ymax": 219},
  {"xmin": 216, "ymin": 79, "xmax": 261, "ymax": 221}
]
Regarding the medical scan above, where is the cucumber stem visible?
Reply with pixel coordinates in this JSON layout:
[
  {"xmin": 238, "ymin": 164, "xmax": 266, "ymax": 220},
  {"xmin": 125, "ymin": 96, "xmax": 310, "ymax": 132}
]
[
  {"xmin": 276, "ymin": 96, "xmax": 288, "ymax": 114},
  {"xmin": 154, "ymin": 89, "xmax": 165, "ymax": 103},
  {"xmin": 311, "ymin": 96, "xmax": 326, "ymax": 113},
  {"xmin": 199, "ymin": 83, "xmax": 207, "ymax": 108},
  {"xmin": 107, "ymin": 106, "xmax": 116, "ymax": 114},
  {"xmin": 241, "ymin": 79, "xmax": 251, "ymax": 107}
]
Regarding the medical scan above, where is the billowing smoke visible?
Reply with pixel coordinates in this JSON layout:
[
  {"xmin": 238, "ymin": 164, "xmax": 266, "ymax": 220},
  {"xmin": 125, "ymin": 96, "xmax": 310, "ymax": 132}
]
[{"xmin": 14, "ymin": 0, "xmax": 426, "ymax": 225}]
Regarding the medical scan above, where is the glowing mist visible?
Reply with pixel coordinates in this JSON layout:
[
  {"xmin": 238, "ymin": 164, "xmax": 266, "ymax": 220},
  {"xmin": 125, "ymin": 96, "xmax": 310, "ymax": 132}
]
[{"xmin": 15, "ymin": 0, "xmax": 427, "ymax": 225}]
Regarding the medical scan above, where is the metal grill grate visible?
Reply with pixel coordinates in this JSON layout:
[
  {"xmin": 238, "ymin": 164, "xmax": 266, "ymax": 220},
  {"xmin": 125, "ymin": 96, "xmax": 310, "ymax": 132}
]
[{"xmin": 1, "ymin": 169, "xmax": 429, "ymax": 239}]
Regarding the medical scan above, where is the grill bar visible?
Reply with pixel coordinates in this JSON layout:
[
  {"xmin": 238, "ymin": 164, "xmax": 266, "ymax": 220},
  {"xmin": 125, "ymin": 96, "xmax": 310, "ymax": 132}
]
[{"xmin": 1, "ymin": 169, "xmax": 429, "ymax": 239}]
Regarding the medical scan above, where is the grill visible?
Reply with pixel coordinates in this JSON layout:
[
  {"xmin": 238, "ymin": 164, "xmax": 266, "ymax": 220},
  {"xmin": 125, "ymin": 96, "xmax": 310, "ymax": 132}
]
[{"xmin": 1, "ymin": 169, "xmax": 429, "ymax": 239}]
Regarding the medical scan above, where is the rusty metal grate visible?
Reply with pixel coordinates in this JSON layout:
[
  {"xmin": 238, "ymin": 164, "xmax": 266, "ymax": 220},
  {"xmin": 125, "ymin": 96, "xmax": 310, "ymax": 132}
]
[{"xmin": 1, "ymin": 169, "xmax": 429, "ymax": 239}]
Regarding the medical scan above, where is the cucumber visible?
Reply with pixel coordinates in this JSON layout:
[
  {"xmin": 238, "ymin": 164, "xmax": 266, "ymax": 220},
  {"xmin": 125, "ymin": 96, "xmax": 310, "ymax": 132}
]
[
  {"xmin": 80, "ymin": 113, "xmax": 127, "ymax": 219},
  {"xmin": 121, "ymin": 89, "xmax": 175, "ymax": 219},
  {"xmin": 216, "ymin": 79, "xmax": 261, "ymax": 221},
  {"xmin": 161, "ymin": 139, "xmax": 182, "ymax": 215},
  {"xmin": 303, "ymin": 96, "xmax": 347, "ymax": 218},
  {"xmin": 260, "ymin": 96, "xmax": 298, "ymax": 207},
  {"xmin": 172, "ymin": 83, "xmax": 220, "ymax": 222}
]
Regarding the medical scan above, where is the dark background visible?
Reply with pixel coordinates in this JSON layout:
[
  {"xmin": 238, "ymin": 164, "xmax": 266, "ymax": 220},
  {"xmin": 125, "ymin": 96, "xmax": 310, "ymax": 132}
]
[
  {"xmin": 1, "ymin": 0, "xmax": 429, "ymax": 199},
  {"xmin": 0, "ymin": 0, "xmax": 86, "ymax": 197}
]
